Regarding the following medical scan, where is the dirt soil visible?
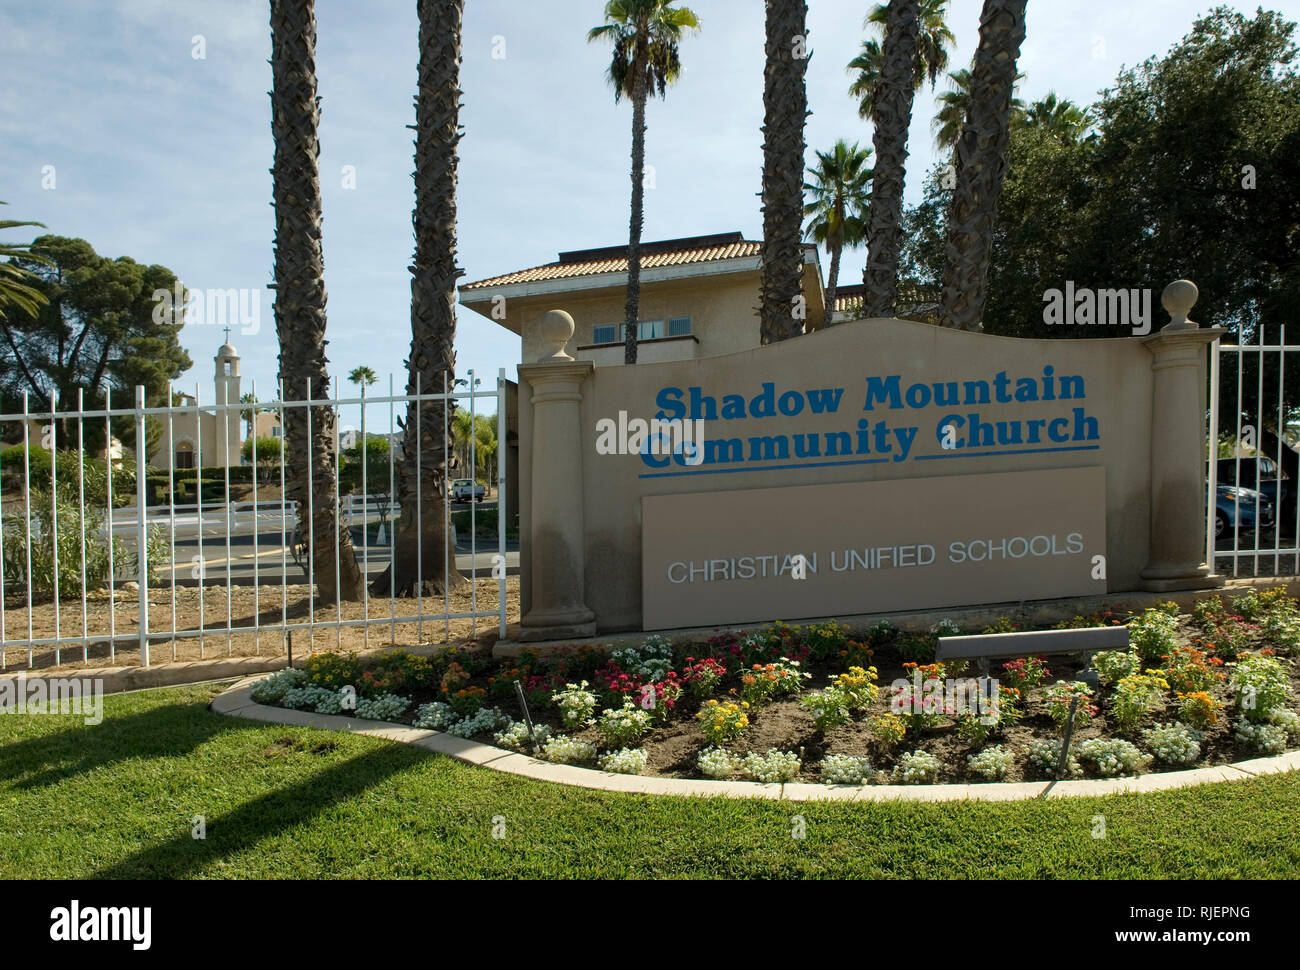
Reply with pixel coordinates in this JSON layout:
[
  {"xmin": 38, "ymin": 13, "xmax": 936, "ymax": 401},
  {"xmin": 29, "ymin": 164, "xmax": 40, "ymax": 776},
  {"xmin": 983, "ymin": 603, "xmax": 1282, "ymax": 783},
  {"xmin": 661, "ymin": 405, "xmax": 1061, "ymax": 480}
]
[{"xmin": 1, "ymin": 576, "xmax": 519, "ymax": 672}]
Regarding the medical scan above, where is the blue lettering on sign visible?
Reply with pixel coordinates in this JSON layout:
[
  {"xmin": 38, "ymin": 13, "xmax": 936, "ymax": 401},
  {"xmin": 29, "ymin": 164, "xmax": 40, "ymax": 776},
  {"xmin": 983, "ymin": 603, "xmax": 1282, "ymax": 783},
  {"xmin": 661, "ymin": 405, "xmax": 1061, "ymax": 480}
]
[{"xmin": 640, "ymin": 365, "xmax": 1101, "ymax": 477}]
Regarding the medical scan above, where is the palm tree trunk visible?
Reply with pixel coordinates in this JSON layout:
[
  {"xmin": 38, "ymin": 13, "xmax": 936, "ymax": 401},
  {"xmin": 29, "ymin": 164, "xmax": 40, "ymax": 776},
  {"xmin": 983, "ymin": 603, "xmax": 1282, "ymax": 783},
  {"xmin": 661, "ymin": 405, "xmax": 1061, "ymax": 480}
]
[
  {"xmin": 825, "ymin": 242, "xmax": 842, "ymax": 323},
  {"xmin": 863, "ymin": 0, "xmax": 920, "ymax": 319},
  {"xmin": 372, "ymin": 0, "xmax": 467, "ymax": 598},
  {"xmin": 625, "ymin": 35, "xmax": 649, "ymax": 366},
  {"xmin": 939, "ymin": 0, "xmax": 1028, "ymax": 331},
  {"xmin": 269, "ymin": 0, "xmax": 363, "ymax": 604},
  {"xmin": 760, "ymin": 0, "xmax": 809, "ymax": 344}
]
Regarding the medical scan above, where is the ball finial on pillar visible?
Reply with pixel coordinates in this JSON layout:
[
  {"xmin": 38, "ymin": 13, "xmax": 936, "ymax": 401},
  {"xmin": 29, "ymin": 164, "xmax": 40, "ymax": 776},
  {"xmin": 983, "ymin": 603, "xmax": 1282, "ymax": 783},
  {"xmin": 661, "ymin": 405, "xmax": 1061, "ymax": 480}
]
[
  {"xmin": 538, "ymin": 309, "xmax": 576, "ymax": 362},
  {"xmin": 1161, "ymin": 280, "xmax": 1199, "ymax": 331}
]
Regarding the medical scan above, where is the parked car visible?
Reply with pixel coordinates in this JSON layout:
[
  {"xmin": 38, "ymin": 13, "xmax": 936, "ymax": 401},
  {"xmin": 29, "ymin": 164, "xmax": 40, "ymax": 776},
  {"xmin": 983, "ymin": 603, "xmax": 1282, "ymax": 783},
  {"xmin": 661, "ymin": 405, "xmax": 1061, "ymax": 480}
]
[
  {"xmin": 1214, "ymin": 484, "xmax": 1274, "ymax": 540},
  {"xmin": 1217, "ymin": 456, "xmax": 1294, "ymax": 537},
  {"xmin": 451, "ymin": 478, "xmax": 486, "ymax": 503}
]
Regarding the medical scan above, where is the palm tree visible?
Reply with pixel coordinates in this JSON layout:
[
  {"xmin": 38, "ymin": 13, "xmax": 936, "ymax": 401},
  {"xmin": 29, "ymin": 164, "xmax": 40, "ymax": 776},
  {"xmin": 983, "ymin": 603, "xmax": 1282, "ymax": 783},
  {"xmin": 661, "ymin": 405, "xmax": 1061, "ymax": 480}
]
[
  {"xmin": 373, "ymin": 0, "xmax": 466, "ymax": 598},
  {"xmin": 939, "ymin": 0, "xmax": 1029, "ymax": 332},
  {"xmin": 589, "ymin": 0, "xmax": 701, "ymax": 364},
  {"xmin": 862, "ymin": 0, "xmax": 921, "ymax": 319},
  {"xmin": 759, "ymin": 0, "xmax": 810, "ymax": 344},
  {"xmin": 849, "ymin": 0, "xmax": 955, "ymax": 119},
  {"xmin": 1022, "ymin": 92, "xmax": 1090, "ymax": 144},
  {"xmin": 348, "ymin": 365, "xmax": 378, "ymax": 391},
  {"xmin": 803, "ymin": 140, "xmax": 873, "ymax": 318},
  {"xmin": 0, "ymin": 204, "xmax": 51, "ymax": 322},
  {"xmin": 239, "ymin": 391, "xmax": 259, "ymax": 441},
  {"xmin": 268, "ymin": 0, "xmax": 364, "ymax": 603},
  {"xmin": 934, "ymin": 67, "xmax": 1024, "ymax": 153}
]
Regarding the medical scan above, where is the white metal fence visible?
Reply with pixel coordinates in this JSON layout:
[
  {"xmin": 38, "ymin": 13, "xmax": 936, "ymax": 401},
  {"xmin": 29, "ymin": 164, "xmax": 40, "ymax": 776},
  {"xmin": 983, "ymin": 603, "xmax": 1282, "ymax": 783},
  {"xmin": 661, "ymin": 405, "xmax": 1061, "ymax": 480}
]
[
  {"xmin": 1208, "ymin": 331, "xmax": 1299, "ymax": 577},
  {"xmin": 0, "ymin": 369, "xmax": 509, "ymax": 669}
]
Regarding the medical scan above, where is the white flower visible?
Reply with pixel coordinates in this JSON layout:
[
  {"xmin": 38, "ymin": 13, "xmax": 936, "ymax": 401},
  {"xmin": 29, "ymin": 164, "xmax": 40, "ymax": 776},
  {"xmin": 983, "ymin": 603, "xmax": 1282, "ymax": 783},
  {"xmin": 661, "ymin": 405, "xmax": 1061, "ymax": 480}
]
[
  {"xmin": 697, "ymin": 747, "xmax": 741, "ymax": 780},
  {"xmin": 413, "ymin": 701, "xmax": 458, "ymax": 730},
  {"xmin": 354, "ymin": 693, "xmax": 410, "ymax": 722},
  {"xmin": 891, "ymin": 749, "xmax": 941, "ymax": 784},
  {"xmin": 599, "ymin": 747, "xmax": 649, "ymax": 775},
  {"xmin": 739, "ymin": 748, "xmax": 802, "ymax": 783},
  {"xmin": 1141, "ymin": 722, "xmax": 1202, "ymax": 765},
  {"xmin": 494, "ymin": 720, "xmax": 550, "ymax": 751},
  {"xmin": 967, "ymin": 744, "xmax": 1015, "ymax": 781},
  {"xmin": 251, "ymin": 668, "xmax": 308, "ymax": 704},
  {"xmin": 819, "ymin": 753, "xmax": 872, "ymax": 785},
  {"xmin": 540, "ymin": 734, "xmax": 597, "ymax": 765}
]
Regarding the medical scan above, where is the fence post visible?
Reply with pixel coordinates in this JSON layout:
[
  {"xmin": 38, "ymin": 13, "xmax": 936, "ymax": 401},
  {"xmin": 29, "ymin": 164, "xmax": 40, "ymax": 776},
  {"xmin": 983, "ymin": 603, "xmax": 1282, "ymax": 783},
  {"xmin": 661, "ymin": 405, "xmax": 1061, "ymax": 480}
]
[
  {"xmin": 136, "ymin": 385, "xmax": 150, "ymax": 666},
  {"xmin": 1141, "ymin": 281, "xmax": 1225, "ymax": 592},
  {"xmin": 516, "ymin": 310, "xmax": 596, "ymax": 641}
]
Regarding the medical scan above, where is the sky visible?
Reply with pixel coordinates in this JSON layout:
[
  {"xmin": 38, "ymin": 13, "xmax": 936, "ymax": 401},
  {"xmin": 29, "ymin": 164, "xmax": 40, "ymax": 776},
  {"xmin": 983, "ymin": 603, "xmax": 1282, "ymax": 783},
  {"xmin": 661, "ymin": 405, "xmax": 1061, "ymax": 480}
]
[{"xmin": 1, "ymin": 0, "xmax": 1275, "ymax": 428}]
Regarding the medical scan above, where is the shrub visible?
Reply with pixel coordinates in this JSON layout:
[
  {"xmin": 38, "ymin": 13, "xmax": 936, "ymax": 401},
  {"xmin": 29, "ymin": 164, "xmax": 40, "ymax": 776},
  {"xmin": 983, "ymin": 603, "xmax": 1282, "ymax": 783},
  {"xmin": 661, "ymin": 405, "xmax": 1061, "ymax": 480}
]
[
  {"xmin": 1191, "ymin": 595, "xmax": 1224, "ymax": 631},
  {"xmin": 803, "ymin": 620, "xmax": 850, "ymax": 661},
  {"xmin": 681, "ymin": 656, "xmax": 727, "ymax": 698},
  {"xmin": 739, "ymin": 658, "xmax": 808, "ymax": 705},
  {"xmin": 967, "ymin": 744, "xmax": 1015, "ymax": 781},
  {"xmin": 448, "ymin": 686, "xmax": 486, "ymax": 716},
  {"xmin": 551, "ymin": 681, "xmax": 598, "ymax": 729},
  {"xmin": 696, "ymin": 700, "xmax": 749, "ymax": 745},
  {"xmin": 1042, "ymin": 681, "xmax": 1098, "ymax": 729},
  {"xmin": 739, "ymin": 748, "xmax": 802, "ymax": 783},
  {"xmin": 599, "ymin": 747, "xmax": 649, "ymax": 775},
  {"xmin": 1161, "ymin": 645, "xmax": 1222, "ymax": 694},
  {"xmin": 439, "ymin": 661, "xmax": 471, "ymax": 695},
  {"xmin": 1176, "ymin": 691, "xmax": 1223, "ymax": 729},
  {"xmin": 799, "ymin": 689, "xmax": 851, "ymax": 731},
  {"xmin": 1230, "ymin": 653, "xmax": 1291, "ymax": 722},
  {"xmin": 636, "ymin": 674, "xmax": 683, "ymax": 723},
  {"xmin": 596, "ymin": 701, "xmax": 652, "ymax": 748},
  {"xmin": 955, "ymin": 686, "xmax": 1020, "ymax": 746},
  {"xmin": 871, "ymin": 713, "xmax": 906, "ymax": 751},
  {"xmin": 1233, "ymin": 721, "xmax": 1287, "ymax": 754},
  {"xmin": 413, "ymin": 701, "xmax": 458, "ymax": 730},
  {"xmin": 1129, "ymin": 608, "xmax": 1180, "ymax": 663},
  {"xmin": 1076, "ymin": 738, "xmax": 1152, "ymax": 777},
  {"xmin": 282, "ymin": 686, "xmax": 340, "ymax": 711},
  {"xmin": 1260, "ymin": 606, "xmax": 1300, "ymax": 655},
  {"xmin": 357, "ymin": 650, "xmax": 431, "ymax": 697},
  {"xmin": 891, "ymin": 749, "xmax": 942, "ymax": 784},
  {"xmin": 609, "ymin": 638, "xmax": 675, "ymax": 682},
  {"xmin": 697, "ymin": 746, "xmax": 741, "ymax": 780},
  {"xmin": 1001, "ymin": 655, "xmax": 1052, "ymax": 693},
  {"xmin": 354, "ymin": 693, "xmax": 410, "ymax": 722},
  {"xmin": 447, "ymin": 707, "xmax": 509, "ymax": 738},
  {"xmin": 303, "ymin": 651, "xmax": 362, "ymax": 690},
  {"xmin": 1092, "ymin": 649, "xmax": 1140, "ymax": 686},
  {"xmin": 831, "ymin": 666, "xmax": 879, "ymax": 709},
  {"xmin": 819, "ymin": 753, "xmax": 873, "ymax": 785},
  {"xmin": 251, "ymin": 668, "xmax": 308, "ymax": 704},
  {"xmin": 1142, "ymin": 722, "xmax": 1203, "ymax": 764},
  {"xmin": 1027, "ymin": 738, "xmax": 1083, "ymax": 778},
  {"xmin": 540, "ymin": 735, "xmax": 597, "ymax": 764},
  {"xmin": 1111, "ymin": 672, "xmax": 1170, "ymax": 732},
  {"xmin": 493, "ymin": 719, "xmax": 550, "ymax": 751}
]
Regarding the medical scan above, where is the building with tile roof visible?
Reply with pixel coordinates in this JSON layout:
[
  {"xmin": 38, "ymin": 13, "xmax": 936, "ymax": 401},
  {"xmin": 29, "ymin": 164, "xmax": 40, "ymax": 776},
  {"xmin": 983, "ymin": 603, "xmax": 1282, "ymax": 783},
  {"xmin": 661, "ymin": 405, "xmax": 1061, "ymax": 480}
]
[{"xmin": 459, "ymin": 231, "xmax": 827, "ymax": 365}]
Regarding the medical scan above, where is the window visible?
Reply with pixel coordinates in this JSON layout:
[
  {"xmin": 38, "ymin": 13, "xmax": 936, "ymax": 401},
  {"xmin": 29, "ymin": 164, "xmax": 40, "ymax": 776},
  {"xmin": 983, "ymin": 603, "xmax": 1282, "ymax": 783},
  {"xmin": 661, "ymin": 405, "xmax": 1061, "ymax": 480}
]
[
  {"xmin": 271, "ymin": 426, "xmax": 283, "ymax": 438},
  {"xmin": 668, "ymin": 316, "xmax": 692, "ymax": 337},
  {"xmin": 617, "ymin": 321, "xmax": 664, "ymax": 342},
  {"xmin": 593, "ymin": 324, "xmax": 617, "ymax": 345},
  {"xmin": 175, "ymin": 446, "xmax": 195, "ymax": 470}
]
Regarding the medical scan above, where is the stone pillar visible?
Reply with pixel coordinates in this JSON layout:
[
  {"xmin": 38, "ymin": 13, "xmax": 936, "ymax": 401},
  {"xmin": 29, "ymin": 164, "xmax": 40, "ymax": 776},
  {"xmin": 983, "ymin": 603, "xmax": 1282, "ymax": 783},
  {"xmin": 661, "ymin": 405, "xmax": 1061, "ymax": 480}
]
[
  {"xmin": 1141, "ymin": 280, "xmax": 1225, "ymax": 591},
  {"xmin": 517, "ymin": 310, "xmax": 596, "ymax": 640}
]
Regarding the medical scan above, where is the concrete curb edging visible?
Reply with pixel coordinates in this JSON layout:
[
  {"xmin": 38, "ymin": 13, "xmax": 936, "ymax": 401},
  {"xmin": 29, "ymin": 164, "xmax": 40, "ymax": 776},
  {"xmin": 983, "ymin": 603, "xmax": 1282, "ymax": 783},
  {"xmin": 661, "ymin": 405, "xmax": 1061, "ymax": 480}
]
[{"xmin": 211, "ymin": 675, "xmax": 1300, "ymax": 802}]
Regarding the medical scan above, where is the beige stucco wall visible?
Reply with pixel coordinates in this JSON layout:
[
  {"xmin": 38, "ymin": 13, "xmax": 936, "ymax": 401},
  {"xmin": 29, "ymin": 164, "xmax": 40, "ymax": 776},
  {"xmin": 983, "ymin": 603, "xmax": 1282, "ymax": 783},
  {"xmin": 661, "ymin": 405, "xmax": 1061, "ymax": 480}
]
[{"xmin": 520, "ymin": 317, "xmax": 1167, "ymax": 633}]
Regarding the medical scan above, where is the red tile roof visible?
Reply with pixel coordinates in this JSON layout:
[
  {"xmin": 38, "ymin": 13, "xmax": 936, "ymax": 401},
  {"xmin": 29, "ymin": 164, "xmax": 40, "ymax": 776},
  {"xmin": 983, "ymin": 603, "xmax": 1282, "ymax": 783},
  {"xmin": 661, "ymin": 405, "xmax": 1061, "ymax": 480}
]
[{"xmin": 460, "ymin": 231, "xmax": 769, "ymax": 292}]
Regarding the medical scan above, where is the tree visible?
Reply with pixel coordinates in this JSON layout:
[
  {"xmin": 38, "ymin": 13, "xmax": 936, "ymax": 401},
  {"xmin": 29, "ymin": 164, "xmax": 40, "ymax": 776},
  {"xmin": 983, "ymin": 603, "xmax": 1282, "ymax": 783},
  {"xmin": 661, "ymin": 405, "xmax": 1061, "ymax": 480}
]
[
  {"xmin": 938, "ymin": 0, "xmax": 1028, "ymax": 331},
  {"xmin": 933, "ymin": 67, "xmax": 1024, "ymax": 153},
  {"xmin": 848, "ymin": 0, "xmax": 955, "ymax": 119},
  {"xmin": 759, "ymin": 0, "xmax": 810, "ymax": 344},
  {"xmin": 1022, "ymin": 92, "xmax": 1090, "ymax": 144},
  {"xmin": 803, "ymin": 140, "xmax": 873, "ymax": 317},
  {"xmin": 1, "ymin": 234, "xmax": 191, "ymax": 456},
  {"xmin": 372, "ymin": 0, "xmax": 467, "ymax": 598},
  {"xmin": 242, "ymin": 435, "xmax": 282, "ymax": 485},
  {"xmin": 0, "ymin": 203, "xmax": 51, "ymax": 324},
  {"xmin": 348, "ymin": 365, "xmax": 377, "ymax": 390},
  {"xmin": 268, "ymin": 0, "xmax": 364, "ymax": 603},
  {"xmin": 589, "ymin": 0, "xmax": 701, "ymax": 364},
  {"xmin": 239, "ymin": 391, "xmax": 259, "ymax": 440},
  {"xmin": 862, "ymin": 0, "xmax": 922, "ymax": 319}
]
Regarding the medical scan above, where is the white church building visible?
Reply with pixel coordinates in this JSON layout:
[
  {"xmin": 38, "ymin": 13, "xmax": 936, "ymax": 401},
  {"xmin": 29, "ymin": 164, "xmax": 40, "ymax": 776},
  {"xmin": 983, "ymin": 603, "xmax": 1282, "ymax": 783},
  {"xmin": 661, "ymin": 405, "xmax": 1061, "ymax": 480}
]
[{"xmin": 150, "ymin": 333, "xmax": 245, "ymax": 471}]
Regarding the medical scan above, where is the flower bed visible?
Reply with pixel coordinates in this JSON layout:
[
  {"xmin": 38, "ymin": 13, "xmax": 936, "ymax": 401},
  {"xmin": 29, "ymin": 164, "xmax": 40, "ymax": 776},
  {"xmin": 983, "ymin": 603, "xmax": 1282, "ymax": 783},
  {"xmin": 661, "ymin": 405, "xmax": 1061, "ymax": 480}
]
[{"xmin": 252, "ymin": 590, "xmax": 1300, "ymax": 785}]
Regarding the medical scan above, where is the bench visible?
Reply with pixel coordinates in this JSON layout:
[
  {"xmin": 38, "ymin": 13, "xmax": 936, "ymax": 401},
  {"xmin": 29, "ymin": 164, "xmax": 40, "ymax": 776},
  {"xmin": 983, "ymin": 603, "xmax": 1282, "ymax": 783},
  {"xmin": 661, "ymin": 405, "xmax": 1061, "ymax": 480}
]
[{"xmin": 936, "ymin": 625, "xmax": 1131, "ymax": 677}]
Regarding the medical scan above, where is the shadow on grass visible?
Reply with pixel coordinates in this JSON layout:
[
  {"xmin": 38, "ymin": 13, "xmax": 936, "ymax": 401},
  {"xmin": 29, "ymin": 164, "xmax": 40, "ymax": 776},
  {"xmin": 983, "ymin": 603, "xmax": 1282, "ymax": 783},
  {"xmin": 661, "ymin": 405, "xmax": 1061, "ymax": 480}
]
[
  {"xmin": 92, "ymin": 741, "xmax": 424, "ymax": 878},
  {"xmin": 0, "ymin": 696, "xmax": 267, "ymax": 791}
]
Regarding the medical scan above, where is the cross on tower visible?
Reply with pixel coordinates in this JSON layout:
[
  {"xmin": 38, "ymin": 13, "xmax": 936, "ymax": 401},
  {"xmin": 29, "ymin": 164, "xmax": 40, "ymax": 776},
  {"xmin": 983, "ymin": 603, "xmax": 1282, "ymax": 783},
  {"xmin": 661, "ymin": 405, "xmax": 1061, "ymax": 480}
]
[{"xmin": 222, "ymin": 326, "xmax": 232, "ymax": 344}]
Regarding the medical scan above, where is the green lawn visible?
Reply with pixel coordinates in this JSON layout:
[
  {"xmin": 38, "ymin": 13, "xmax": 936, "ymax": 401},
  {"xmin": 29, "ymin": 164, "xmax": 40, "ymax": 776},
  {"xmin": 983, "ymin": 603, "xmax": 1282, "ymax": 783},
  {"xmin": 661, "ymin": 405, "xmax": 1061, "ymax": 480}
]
[{"xmin": 1, "ymin": 682, "xmax": 1297, "ymax": 879}]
